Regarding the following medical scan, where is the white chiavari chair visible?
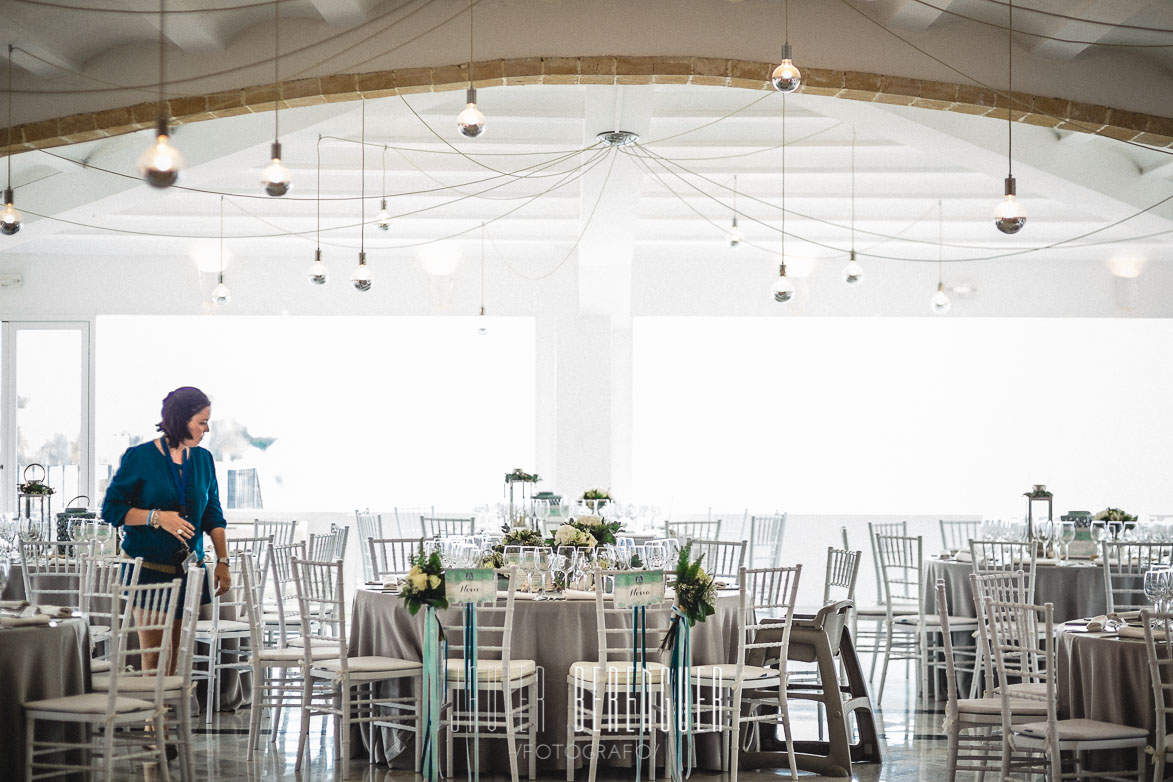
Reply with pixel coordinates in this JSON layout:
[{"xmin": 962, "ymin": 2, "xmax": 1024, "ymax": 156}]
[
  {"xmin": 1102, "ymin": 541, "xmax": 1169, "ymax": 612},
  {"xmin": 20, "ymin": 539, "xmax": 90, "ymax": 607},
  {"xmin": 356, "ymin": 510, "xmax": 384, "ymax": 582},
  {"xmin": 665, "ymin": 518, "xmax": 721, "ymax": 542},
  {"xmin": 939, "ymin": 519, "xmax": 981, "ymax": 553},
  {"xmin": 421, "ymin": 515, "xmax": 475, "ymax": 538},
  {"xmin": 368, "ymin": 537, "xmax": 422, "ymax": 582},
  {"xmin": 1142, "ymin": 609, "xmax": 1173, "ymax": 780},
  {"xmin": 748, "ymin": 512, "xmax": 787, "ymax": 567},
  {"xmin": 253, "ymin": 518, "xmax": 297, "ymax": 546},
  {"xmin": 79, "ymin": 553, "xmax": 141, "ymax": 672},
  {"xmin": 686, "ymin": 539, "xmax": 747, "ymax": 581}
]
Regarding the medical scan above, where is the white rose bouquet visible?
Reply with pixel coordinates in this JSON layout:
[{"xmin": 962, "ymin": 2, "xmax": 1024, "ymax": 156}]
[
  {"xmin": 399, "ymin": 545, "xmax": 448, "ymax": 615},
  {"xmin": 554, "ymin": 523, "xmax": 597, "ymax": 548}
]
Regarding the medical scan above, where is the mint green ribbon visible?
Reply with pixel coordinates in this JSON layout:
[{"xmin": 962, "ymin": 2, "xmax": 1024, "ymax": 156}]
[
  {"xmin": 668, "ymin": 607, "xmax": 694, "ymax": 782},
  {"xmin": 632, "ymin": 606, "xmax": 648, "ymax": 782},
  {"xmin": 464, "ymin": 603, "xmax": 480, "ymax": 782},
  {"xmin": 422, "ymin": 606, "xmax": 443, "ymax": 782}
]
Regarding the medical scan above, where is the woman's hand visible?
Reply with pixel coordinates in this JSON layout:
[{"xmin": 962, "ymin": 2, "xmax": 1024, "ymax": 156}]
[
  {"xmin": 214, "ymin": 562, "xmax": 231, "ymax": 596},
  {"xmin": 157, "ymin": 511, "xmax": 195, "ymax": 543}
]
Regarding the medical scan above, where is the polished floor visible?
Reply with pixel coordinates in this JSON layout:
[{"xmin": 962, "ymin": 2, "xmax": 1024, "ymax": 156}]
[{"xmin": 102, "ymin": 654, "xmax": 949, "ymax": 782}]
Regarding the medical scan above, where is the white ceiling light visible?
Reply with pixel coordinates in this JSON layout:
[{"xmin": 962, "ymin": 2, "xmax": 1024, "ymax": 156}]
[
  {"xmin": 260, "ymin": 0, "xmax": 291, "ymax": 197},
  {"xmin": 994, "ymin": 0, "xmax": 1026, "ymax": 235},
  {"xmin": 307, "ymin": 136, "xmax": 327, "ymax": 285},
  {"xmin": 211, "ymin": 196, "xmax": 231, "ymax": 306},
  {"xmin": 770, "ymin": 0, "xmax": 801, "ymax": 93},
  {"xmin": 456, "ymin": 0, "xmax": 486, "ymax": 138},
  {"xmin": 138, "ymin": 0, "xmax": 182, "ymax": 188},
  {"xmin": 2, "ymin": 45, "xmax": 22, "ymax": 236}
]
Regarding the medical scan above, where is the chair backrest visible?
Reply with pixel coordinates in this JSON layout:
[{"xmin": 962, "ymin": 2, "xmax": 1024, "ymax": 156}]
[
  {"xmin": 969, "ymin": 539, "xmax": 1037, "ymax": 605},
  {"xmin": 934, "ymin": 580, "xmax": 963, "ymax": 709},
  {"xmin": 867, "ymin": 521, "xmax": 908, "ymax": 605},
  {"xmin": 736, "ymin": 566, "xmax": 802, "ymax": 687},
  {"xmin": 80, "ymin": 554, "xmax": 141, "ymax": 632},
  {"xmin": 687, "ymin": 539, "xmax": 747, "ymax": 581},
  {"xmin": 590, "ymin": 569, "xmax": 673, "ymax": 670},
  {"xmin": 749, "ymin": 513, "xmax": 787, "ymax": 567},
  {"xmin": 1142, "ymin": 609, "xmax": 1173, "ymax": 747},
  {"xmin": 292, "ymin": 557, "xmax": 349, "ymax": 665},
  {"xmin": 874, "ymin": 533, "xmax": 924, "ymax": 625},
  {"xmin": 421, "ymin": 516, "xmax": 475, "ymax": 537},
  {"xmin": 986, "ymin": 598, "xmax": 1056, "ymax": 727},
  {"xmin": 396, "ymin": 506, "xmax": 432, "ymax": 537},
  {"xmin": 330, "ymin": 523, "xmax": 349, "ymax": 561},
  {"xmin": 368, "ymin": 537, "xmax": 422, "ymax": 581},
  {"xmin": 967, "ymin": 569, "xmax": 1028, "ymax": 698},
  {"xmin": 1102, "ymin": 541, "xmax": 1169, "ymax": 612},
  {"xmin": 441, "ymin": 566, "xmax": 519, "ymax": 682},
  {"xmin": 202, "ymin": 547, "xmax": 256, "ymax": 634},
  {"xmin": 355, "ymin": 510, "xmax": 383, "ymax": 581},
  {"xmin": 107, "ymin": 577, "xmax": 181, "ymax": 713},
  {"xmin": 822, "ymin": 546, "xmax": 861, "ymax": 606},
  {"xmin": 240, "ymin": 553, "xmax": 267, "ymax": 652},
  {"xmin": 253, "ymin": 519, "xmax": 297, "ymax": 546},
  {"xmin": 940, "ymin": 519, "xmax": 981, "ymax": 552},
  {"xmin": 20, "ymin": 539, "xmax": 91, "ymax": 606},
  {"xmin": 265, "ymin": 541, "xmax": 307, "ymax": 644},
  {"xmin": 308, "ymin": 529, "xmax": 342, "ymax": 561},
  {"xmin": 175, "ymin": 566, "xmax": 204, "ymax": 688},
  {"xmin": 666, "ymin": 519, "xmax": 722, "ymax": 542}
]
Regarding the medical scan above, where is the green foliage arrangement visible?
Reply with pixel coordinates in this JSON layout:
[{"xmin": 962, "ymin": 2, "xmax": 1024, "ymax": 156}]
[
  {"xmin": 1094, "ymin": 507, "xmax": 1138, "ymax": 522},
  {"xmin": 661, "ymin": 542, "xmax": 718, "ymax": 651},
  {"xmin": 569, "ymin": 516, "xmax": 621, "ymax": 547},
  {"xmin": 482, "ymin": 524, "xmax": 548, "ymax": 567}
]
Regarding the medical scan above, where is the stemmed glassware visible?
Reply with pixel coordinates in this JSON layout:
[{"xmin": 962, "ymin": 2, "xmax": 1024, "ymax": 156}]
[
  {"xmin": 518, "ymin": 547, "xmax": 540, "ymax": 595},
  {"xmin": 1033, "ymin": 520, "xmax": 1054, "ymax": 558},
  {"xmin": 1058, "ymin": 521, "xmax": 1076, "ymax": 565},
  {"xmin": 1144, "ymin": 567, "xmax": 1171, "ymax": 615}
]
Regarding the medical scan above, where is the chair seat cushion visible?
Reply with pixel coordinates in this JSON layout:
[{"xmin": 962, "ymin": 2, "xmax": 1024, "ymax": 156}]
[
  {"xmin": 445, "ymin": 659, "xmax": 536, "ymax": 682},
  {"xmin": 24, "ymin": 693, "xmax": 155, "ymax": 714},
  {"xmin": 956, "ymin": 697, "xmax": 1046, "ymax": 716},
  {"xmin": 90, "ymin": 658, "xmax": 112, "ymax": 673},
  {"xmin": 258, "ymin": 647, "xmax": 339, "ymax": 662},
  {"xmin": 312, "ymin": 656, "xmax": 422, "ymax": 674},
  {"xmin": 289, "ymin": 636, "xmax": 340, "ymax": 649},
  {"xmin": 195, "ymin": 619, "xmax": 249, "ymax": 633},
  {"xmin": 689, "ymin": 664, "xmax": 778, "ymax": 684},
  {"xmin": 997, "ymin": 682, "xmax": 1048, "ymax": 699},
  {"xmin": 568, "ymin": 661, "xmax": 667, "ymax": 685},
  {"xmin": 89, "ymin": 624, "xmax": 111, "ymax": 638},
  {"xmin": 92, "ymin": 674, "xmax": 185, "ymax": 693},
  {"xmin": 1016, "ymin": 718, "xmax": 1149, "ymax": 742}
]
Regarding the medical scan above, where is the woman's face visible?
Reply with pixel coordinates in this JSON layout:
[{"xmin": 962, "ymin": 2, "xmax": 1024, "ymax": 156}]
[{"xmin": 184, "ymin": 406, "xmax": 211, "ymax": 447}]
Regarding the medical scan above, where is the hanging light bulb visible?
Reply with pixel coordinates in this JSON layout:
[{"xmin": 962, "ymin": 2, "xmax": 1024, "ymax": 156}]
[
  {"xmin": 211, "ymin": 276, "xmax": 231, "ymax": 305},
  {"xmin": 307, "ymin": 248, "xmax": 328, "ymax": 285},
  {"xmin": 477, "ymin": 306, "xmax": 488, "ymax": 335},
  {"xmin": 931, "ymin": 282, "xmax": 951, "ymax": 315},
  {"xmin": 2, "ymin": 47, "xmax": 20, "ymax": 235},
  {"xmin": 994, "ymin": 175, "xmax": 1026, "ymax": 234},
  {"xmin": 842, "ymin": 250, "xmax": 863, "ymax": 285},
  {"xmin": 261, "ymin": 142, "xmax": 291, "ymax": 197},
  {"xmin": 771, "ymin": 262, "xmax": 795, "ymax": 303},
  {"xmin": 457, "ymin": 88, "xmax": 486, "ymax": 138},
  {"xmin": 352, "ymin": 251, "xmax": 372, "ymax": 292},
  {"xmin": 726, "ymin": 215, "xmax": 743, "ymax": 247},
  {"xmin": 377, "ymin": 199, "xmax": 391, "ymax": 231},
  {"xmin": 771, "ymin": 44, "xmax": 802, "ymax": 93},
  {"xmin": 1, "ymin": 190, "xmax": 20, "ymax": 236},
  {"xmin": 139, "ymin": 117, "xmax": 183, "ymax": 188}
]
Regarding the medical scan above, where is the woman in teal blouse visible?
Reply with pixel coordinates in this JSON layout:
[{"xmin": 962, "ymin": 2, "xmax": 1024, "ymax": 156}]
[{"xmin": 102, "ymin": 386, "xmax": 231, "ymax": 676}]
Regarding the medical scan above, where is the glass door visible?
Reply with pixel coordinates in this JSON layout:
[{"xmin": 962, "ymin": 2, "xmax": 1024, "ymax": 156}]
[{"xmin": 0, "ymin": 321, "xmax": 91, "ymax": 515}]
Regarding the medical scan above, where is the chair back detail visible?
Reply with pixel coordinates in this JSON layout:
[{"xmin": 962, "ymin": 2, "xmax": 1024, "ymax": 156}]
[
  {"xmin": 939, "ymin": 519, "xmax": 981, "ymax": 553},
  {"xmin": 356, "ymin": 510, "xmax": 383, "ymax": 581},
  {"xmin": 666, "ymin": 519, "xmax": 722, "ymax": 543},
  {"xmin": 108, "ymin": 577, "xmax": 182, "ymax": 715},
  {"xmin": 421, "ymin": 516, "xmax": 475, "ymax": 538},
  {"xmin": 748, "ymin": 513, "xmax": 786, "ymax": 567},
  {"xmin": 1102, "ymin": 541, "xmax": 1168, "ymax": 612},
  {"xmin": 253, "ymin": 518, "xmax": 297, "ymax": 546},
  {"xmin": 934, "ymin": 580, "xmax": 963, "ymax": 708},
  {"xmin": 874, "ymin": 533, "xmax": 924, "ymax": 619},
  {"xmin": 688, "ymin": 539, "xmax": 747, "ymax": 581},
  {"xmin": 292, "ymin": 557, "xmax": 349, "ymax": 666},
  {"xmin": 822, "ymin": 546, "xmax": 860, "ymax": 606},
  {"xmin": 867, "ymin": 521, "xmax": 907, "ymax": 606},
  {"xmin": 368, "ymin": 537, "xmax": 423, "ymax": 581},
  {"xmin": 969, "ymin": 539, "xmax": 1038, "ymax": 605},
  {"xmin": 20, "ymin": 539, "xmax": 91, "ymax": 606}
]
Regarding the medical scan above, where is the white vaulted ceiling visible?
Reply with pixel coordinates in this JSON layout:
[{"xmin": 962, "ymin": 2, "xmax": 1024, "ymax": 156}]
[{"xmin": 0, "ymin": 0, "xmax": 1171, "ymax": 318}]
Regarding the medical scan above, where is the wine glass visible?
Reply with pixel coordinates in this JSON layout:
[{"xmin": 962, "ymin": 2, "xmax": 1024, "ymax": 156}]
[
  {"xmin": 645, "ymin": 542, "xmax": 667, "ymax": 571},
  {"xmin": 518, "ymin": 547, "xmax": 539, "ymax": 594},
  {"xmin": 1033, "ymin": 520, "xmax": 1053, "ymax": 557},
  {"xmin": 533, "ymin": 547, "xmax": 553, "ymax": 599},
  {"xmin": 1058, "ymin": 521, "xmax": 1076, "ymax": 564},
  {"xmin": 1144, "ymin": 567, "xmax": 1170, "ymax": 615},
  {"xmin": 504, "ymin": 545, "xmax": 523, "ymax": 569}
]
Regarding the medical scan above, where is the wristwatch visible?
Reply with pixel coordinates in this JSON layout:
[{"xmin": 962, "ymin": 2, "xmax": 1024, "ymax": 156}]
[{"xmin": 216, "ymin": 557, "xmax": 230, "ymax": 566}]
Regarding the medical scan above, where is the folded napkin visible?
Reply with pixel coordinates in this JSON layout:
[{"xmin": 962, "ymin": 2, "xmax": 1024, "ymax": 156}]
[
  {"xmin": 562, "ymin": 589, "xmax": 596, "ymax": 600},
  {"xmin": 954, "ymin": 552, "xmax": 973, "ymax": 563},
  {"xmin": 0, "ymin": 614, "xmax": 52, "ymax": 627},
  {"xmin": 1117, "ymin": 625, "xmax": 1148, "ymax": 639},
  {"xmin": 1085, "ymin": 614, "xmax": 1122, "ymax": 632},
  {"xmin": 37, "ymin": 605, "xmax": 75, "ymax": 618},
  {"xmin": 0, "ymin": 599, "xmax": 29, "ymax": 610}
]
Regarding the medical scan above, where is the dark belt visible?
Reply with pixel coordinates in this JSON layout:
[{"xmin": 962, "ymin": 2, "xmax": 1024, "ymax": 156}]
[{"xmin": 123, "ymin": 554, "xmax": 203, "ymax": 575}]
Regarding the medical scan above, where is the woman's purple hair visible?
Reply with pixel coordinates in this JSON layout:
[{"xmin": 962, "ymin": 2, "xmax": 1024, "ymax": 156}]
[{"xmin": 156, "ymin": 386, "xmax": 211, "ymax": 448}]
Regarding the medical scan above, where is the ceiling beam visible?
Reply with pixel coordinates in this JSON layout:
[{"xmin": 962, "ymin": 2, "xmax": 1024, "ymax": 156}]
[
  {"xmin": 886, "ymin": 0, "xmax": 963, "ymax": 32},
  {"xmin": 142, "ymin": 0, "xmax": 230, "ymax": 53}
]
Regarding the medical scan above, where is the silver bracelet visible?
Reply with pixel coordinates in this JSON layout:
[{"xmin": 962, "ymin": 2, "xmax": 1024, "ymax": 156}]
[{"xmin": 148, "ymin": 509, "xmax": 159, "ymax": 529}]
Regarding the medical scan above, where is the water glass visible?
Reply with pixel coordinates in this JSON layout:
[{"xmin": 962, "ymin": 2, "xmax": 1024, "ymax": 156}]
[{"xmin": 1144, "ymin": 567, "xmax": 1170, "ymax": 614}]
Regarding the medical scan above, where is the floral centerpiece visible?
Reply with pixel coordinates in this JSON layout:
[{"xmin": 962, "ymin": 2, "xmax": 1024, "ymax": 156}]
[
  {"xmin": 1094, "ymin": 507, "xmax": 1137, "ymax": 522},
  {"xmin": 482, "ymin": 524, "xmax": 547, "ymax": 567},
  {"xmin": 568, "ymin": 515, "xmax": 621, "ymax": 547},
  {"xmin": 661, "ymin": 542, "xmax": 718, "ymax": 651},
  {"xmin": 553, "ymin": 523, "xmax": 597, "ymax": 548},
  {"xmin": 399, "ymin": 545, "xmax": 448, "ymax": 615},
  {"xmin": 505, "ymin": 468, "xmax": 541, "ymax": 484}
]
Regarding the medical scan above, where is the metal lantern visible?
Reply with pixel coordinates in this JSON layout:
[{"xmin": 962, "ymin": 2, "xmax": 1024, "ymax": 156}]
[{"xmin": 1024, "ymin": 484, "xmax": 1053, "ymax": 541}]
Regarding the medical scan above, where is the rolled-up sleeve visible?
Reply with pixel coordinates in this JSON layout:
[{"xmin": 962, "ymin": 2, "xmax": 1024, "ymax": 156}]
[
  {"xmin": 101, "ymin": 447, "xmax": 142, "ymax": 528},
  {"xmin": 201, "ymin": 460, "xmax": 227, "ymax": 533}
]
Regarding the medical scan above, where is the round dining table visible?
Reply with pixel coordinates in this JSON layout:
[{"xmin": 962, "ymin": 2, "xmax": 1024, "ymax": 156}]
[
  {"xmin": 349, "ymin": 587, "xmax": 741, "ymax": 773},
  {"xmin": 924, "ymin": 557, "xmax": 1108, "ymax": 623},
  {"xmin": 0, "ymin": 617, "xmax": 91, "ymax": 782}
]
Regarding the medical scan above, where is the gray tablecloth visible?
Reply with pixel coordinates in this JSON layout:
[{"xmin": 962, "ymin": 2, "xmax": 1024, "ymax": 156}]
[
  {"xmin": 925, "ymin": 558, "xmax": 1108, "ymax": 623},
  {"xmin": 1, "ymin": 618, "xmax": 90, "ymax": 781},
  {"xmin": 350, "ymin": 589, "xmax": 741, "ymax": 772}
]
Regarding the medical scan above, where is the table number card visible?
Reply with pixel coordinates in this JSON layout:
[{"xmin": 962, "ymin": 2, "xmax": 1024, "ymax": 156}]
[
  {"xmin": 445, "ymin": 568, "xmax": 497, "ymax": 604},
  {"xmin": 613, "ymin": 570, "xmax": 665, "ymax": 608}
]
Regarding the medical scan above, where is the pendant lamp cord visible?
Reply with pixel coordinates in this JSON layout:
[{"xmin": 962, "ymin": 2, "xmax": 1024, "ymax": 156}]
[
  {"xmin": 480, "ymin": 221, "xmax": 486, "ymax": 315},
  {"xmin": 6, "ymin": 44, "xmax": 12, "ymax": 189},
  {"xmin": 158, "ymin": 0, "xmax": 166, "ymax": 117},
  {"xmin": 937, "ymin": 199, "xmax": 943, "ymax": 286},
  {"xmin": 1007, "ymin": 0, "xmax": 1013, "ymax": 179},
  {"xmin": 273, "ymin": 0, "xmax": 280, "ymax": 142},
  {"xmin": 781, "ymin": 93, "xmax": 786, "ymax": 255},
  {"xmin": 219, "ymin": 195, "xmax": 225, "ymax": 282},
  {"xmin": 381, "ymin": 145, "xmax": 388, "ymax": 200},
  {"xmin": 360, "ymin": 100, "xmax": 366, "ymax": 255},
  {"xmin": 468, "ymin": 0, "xmax": 474, "ymax": 88},
  {"xmin": 850, "ymin": 128, "xmax": 856, "ymax": 253},
  {"xmin": 784, "ymin": 0, "xmax": 790, "ymax": 47},
  {"xmin": 315, "ymin": 135, "xmax": 321, "ymax": 248},
  {"xmin": 732, "ymin": 175, "xmax": 737, "ymax": 220}
]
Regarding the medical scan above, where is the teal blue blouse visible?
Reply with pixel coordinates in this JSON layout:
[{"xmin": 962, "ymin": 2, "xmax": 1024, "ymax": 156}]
[{"xmin": 101, "ymin": 440, "xmax": 227, "ymax": 565}]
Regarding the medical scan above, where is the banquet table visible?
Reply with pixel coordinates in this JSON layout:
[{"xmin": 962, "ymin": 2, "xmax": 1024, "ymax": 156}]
[
  {"xmin": 924, "ymin": 557, "xmax": 1108, "ymax": 623},
  {"xmin": 0, "ymin": 617, "xmax": 91, "ymax": 781},
  {"xmin": 350, "ymin": 588, "xmax": 741, "ymax": 773}
]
